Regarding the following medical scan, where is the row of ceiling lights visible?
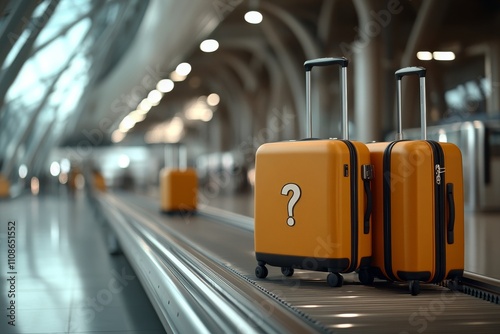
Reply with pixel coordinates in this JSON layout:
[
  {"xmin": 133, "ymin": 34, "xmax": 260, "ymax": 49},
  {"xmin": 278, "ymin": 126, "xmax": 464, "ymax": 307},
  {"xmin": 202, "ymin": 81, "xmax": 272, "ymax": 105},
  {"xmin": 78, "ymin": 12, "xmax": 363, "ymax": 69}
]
[
  {"xmin": 111, "ymin": 8, "xmax": 453, "ymax": 144},
  {"xmin": 416, "ymin": 51, "xmax": 455, "ymax": 61},
  {"xmin": 111, "ymin": 10, "xmax": 263, "ymax": 143},
  {"xmin": 197, "ymin": 11, "xmax": 263, "ymax": 53},
  {"xmin": 111, "ymin": 10, "xmax": 264, "ymax": 144},
  {"xmin": 111, "ymin": 62, "xmax": 192, "ymax": 143}
]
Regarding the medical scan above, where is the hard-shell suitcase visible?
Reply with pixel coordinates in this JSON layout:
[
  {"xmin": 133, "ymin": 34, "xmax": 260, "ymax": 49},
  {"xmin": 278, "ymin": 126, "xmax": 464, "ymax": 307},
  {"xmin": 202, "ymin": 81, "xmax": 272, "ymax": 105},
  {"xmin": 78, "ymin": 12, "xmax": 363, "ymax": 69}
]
[
  {"xmin": 367, "ymin": 67, "xmax": 465, "ymax": 295},
  {"xmin": 0, "ymin": 173, "xmax": 10, "ymax": 198},
  {"xmin": 160, "ymin": 144, "xmax": 198, "ymax": 213},
  {"xmin": 254, "ymin": 57, "xmax": 374, "ymax": 287}
]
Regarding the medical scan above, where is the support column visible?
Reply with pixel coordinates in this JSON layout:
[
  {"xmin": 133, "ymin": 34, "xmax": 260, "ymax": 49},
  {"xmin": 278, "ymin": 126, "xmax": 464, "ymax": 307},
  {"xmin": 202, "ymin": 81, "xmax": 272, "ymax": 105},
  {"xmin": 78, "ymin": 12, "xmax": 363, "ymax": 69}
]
[
  {"xmin": 352, "ymin": 0, "xmax": 383, "ymax": 142},
  {"xmin": 485, "ymin": 41, "xmax": 500, "ymax": 114}
]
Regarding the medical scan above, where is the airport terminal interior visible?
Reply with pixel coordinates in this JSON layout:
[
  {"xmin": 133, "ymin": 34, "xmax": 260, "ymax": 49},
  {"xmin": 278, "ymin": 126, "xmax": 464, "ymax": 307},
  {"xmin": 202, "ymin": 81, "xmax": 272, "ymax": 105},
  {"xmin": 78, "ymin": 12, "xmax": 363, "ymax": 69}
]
[{"xmin": 1, "ymin": 0, "xmax": 500, "ymax": 333}]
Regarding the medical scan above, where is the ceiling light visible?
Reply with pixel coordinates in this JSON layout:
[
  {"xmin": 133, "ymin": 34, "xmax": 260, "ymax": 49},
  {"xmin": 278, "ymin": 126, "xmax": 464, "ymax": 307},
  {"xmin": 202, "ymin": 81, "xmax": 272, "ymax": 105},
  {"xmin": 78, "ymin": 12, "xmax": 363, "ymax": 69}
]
[
  {"xmin": 433, "ymin": 51, "xmax": 455, "ymax": 61},
  {"xmin": 18, "ymin": 164, "xmax": 28, "ymax": 179},
  {"xmin": 59, "ymin": 173, "xmax": 68, "ymax": 185},
  {"xmin": 50, "ymin": 161, "xmax": 61, "ymax": 177},
  {"xmin": 60, "ymin": 159, "xmax": 70, "ymax": 173},
  {"xmin": 147, "ymin": 89, "xmax": 163, "ymax": 105},
  {"xmin": 244, "ymin": 11, "xmax": 263, "ymax": 24},
  {"xmin": 170, "ymin": 71, "xmax": 186, "ymax": 82},
  {"xmin": 138, "ymin": 99, "xmax": 152, "ymax": 112},
  {"xmin": 118, "ymin": 154, "xmax": 130, "ymax": 168},
  {"xmin": 416, "ymin": 51, "xmax": 432, "ymax": 61},
  {"xmin": 176, "ymin": 62, "xmax": 192, "ymax": 76},
  {"xmin": 157, "ymin": 79, "xmax": 174, "ymax": 93},
  {"xmin": 207, "ymin": 93, "xmax": 220, "ymax": 106},
  {"xmin": 31, "ymin": 177, "xmax": 39, "ymax": 195},
  {"xmin": 200, "ymin": 39, "xmax": 219, "ymax": 53},
  {"xmin": 111, "ymin": 130, "xmax": 125, "ymax": 143},
  {"xmin": 336, "ymin": 313, "xmax": 361, "ymax": 318},
  {"xmin": 144, "ymin": 117, "xmax": 185, "ymax": 143},
  {"xmin": 129, "ymin": 110, "xmax": 146, "ymax": 122},
  {"xmin": 185, "ymin": 100, "xmax": 213, "ymax": 122},
  {"xmin": 119, "ymin": 115, "xmax": 136, "ymax": 132}
]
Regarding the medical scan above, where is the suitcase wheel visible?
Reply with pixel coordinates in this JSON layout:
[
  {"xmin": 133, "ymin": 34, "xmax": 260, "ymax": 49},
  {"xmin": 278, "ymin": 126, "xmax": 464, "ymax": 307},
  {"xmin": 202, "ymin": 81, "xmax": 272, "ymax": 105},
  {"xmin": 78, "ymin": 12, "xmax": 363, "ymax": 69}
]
[
  {"xmin": 409, "ymin": 280, "xmax": 420, "ymax": 296},
  {"xmin": 447, "ymin": 277, "xmax": 460, "ymax": 291},
  {"xmin": 358, "ymin": 268, "xmax": 374, "ymax": 285},
  {"xmin": 327, "ymin": 273, "xmax": 343, "ymax": 287},
  {"xmin": 281, "ymin": 267, "xmax": 294, "ymax": 277},
  {"xmin": 255, "ymin": 265, "xmax": 268, "ymax": 279}
]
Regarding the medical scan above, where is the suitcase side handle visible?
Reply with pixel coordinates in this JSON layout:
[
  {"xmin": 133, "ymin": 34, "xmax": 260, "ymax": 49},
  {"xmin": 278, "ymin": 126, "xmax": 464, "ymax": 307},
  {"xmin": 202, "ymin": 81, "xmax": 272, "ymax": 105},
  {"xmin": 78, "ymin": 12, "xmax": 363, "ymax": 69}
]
[
  {"xmin": 304, "ymin": 57, "xmax": 349, "ymax": 139},
  {"xmin": 446, "ymin": 183, "xmax": 455, "ymax": 244},
  {"xmin": 395, "ymin": 66, "xmax": 427, "ymax": 140},
  {"xmin": 362, "ymin": 165, "xmax": 374, "ymax": 234}
]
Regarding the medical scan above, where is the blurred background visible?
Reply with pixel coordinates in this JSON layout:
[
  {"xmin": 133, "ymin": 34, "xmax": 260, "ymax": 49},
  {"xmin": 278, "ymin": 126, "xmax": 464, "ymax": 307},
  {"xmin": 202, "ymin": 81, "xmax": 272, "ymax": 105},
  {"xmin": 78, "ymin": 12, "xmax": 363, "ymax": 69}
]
[
  {"xmin": 1, "ymin": 0, "xmax": 499, "ymax": 201},
  {"xmin": 2, "ymin": 1, "xmax": 500, "ymax": 333}
]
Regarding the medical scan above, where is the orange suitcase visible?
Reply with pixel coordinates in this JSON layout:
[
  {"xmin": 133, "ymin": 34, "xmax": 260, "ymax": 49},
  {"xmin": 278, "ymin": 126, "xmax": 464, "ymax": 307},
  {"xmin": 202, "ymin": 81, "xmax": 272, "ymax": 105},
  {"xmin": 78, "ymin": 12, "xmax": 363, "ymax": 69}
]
[
  {"xmin": 366, "ymin": 67, "xmax": 464, "ymax": 295},
  {"xmin": 254, "ymin": 57, "xmax": 374, "ymax": 287},
  {"xmin": 0, "ymin": 173, "xmax": 10, "ymax": 198},
  {"xmin": 160, "ymin": 144, "xmax": 198, "ymax": 213}
]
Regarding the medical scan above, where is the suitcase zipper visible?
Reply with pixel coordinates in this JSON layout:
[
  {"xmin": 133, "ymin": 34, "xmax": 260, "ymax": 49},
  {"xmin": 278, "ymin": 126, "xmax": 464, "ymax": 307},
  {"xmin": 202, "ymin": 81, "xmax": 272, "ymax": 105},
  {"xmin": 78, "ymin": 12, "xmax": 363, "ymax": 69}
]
[
  {"xmin": 340, "ymin": 140, "xmax": 359, "ymax": 273},
  {"xmin": 382, "ymin": 141, "xmax": 400, "ymax": 282},
  {"xmin": 435, "ymin": 164, "xmax": 445, "ymax": 185},
  {"xmin": 428, "ymin": 140, "xmax": 446, "ymax": 283}
]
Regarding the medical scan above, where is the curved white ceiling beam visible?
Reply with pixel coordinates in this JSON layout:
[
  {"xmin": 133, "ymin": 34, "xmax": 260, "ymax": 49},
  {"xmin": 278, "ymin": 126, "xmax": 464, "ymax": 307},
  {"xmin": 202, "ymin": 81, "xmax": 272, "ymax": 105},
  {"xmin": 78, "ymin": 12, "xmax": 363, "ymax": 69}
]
[
  {"xmin": 217, "ymin": 53, "xmax": 259, "ymax": 93},
  {"xmin": 69, "ymin": 0, "xmax": 232, "ymax": 143},
  {"xmin": 259, "ymin": 18, "xmax": 306, "ymax": 137},
  {"xmin": 317, "ymin": 0, "xmax": 338, "ymax": 47},
  {"xmin": 219, "ymin": 39, "xmax": 291, "ymax": 140},
  {"xmin": 260, "ymin": 2, "xmax": 322, "ymax": 61},
  {"xmin": 259, "ymin": 2, "xmax": 326, "ymax": 138},
  {"xmin": 206, "ymin": 65, "xmax": 253, "ymax": 149}
]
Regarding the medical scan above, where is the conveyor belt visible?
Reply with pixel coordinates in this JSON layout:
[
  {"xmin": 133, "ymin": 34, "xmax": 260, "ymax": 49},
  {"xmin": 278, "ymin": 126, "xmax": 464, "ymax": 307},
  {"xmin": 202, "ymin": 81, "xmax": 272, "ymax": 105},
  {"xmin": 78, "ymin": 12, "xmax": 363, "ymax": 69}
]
[
  {"xmin": 99, "ymin": 191, "xmax": 500, "ymax": 333},
  {"xmin": 98, "ymin": 192, "xmax": 329, "ymax": 333}
]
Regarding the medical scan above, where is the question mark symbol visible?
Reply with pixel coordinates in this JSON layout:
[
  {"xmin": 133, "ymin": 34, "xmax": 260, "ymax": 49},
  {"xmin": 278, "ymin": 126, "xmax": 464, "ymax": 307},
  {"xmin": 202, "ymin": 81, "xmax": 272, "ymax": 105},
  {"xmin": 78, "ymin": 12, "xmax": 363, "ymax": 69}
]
[{"xmin": 281, "ymin": 183, "xmax": 301, "ymax": 227}]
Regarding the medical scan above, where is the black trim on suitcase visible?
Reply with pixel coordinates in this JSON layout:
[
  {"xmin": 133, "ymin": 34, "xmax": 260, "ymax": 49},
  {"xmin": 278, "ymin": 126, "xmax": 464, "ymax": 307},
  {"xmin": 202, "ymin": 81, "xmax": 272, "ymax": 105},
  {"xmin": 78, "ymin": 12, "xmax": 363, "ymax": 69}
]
[
  {"xmin": 428, "ymin": 140, "xmax": 446, "ymax": 283},
  {"xmin": 340, "ymin": 140, "xmax": 359, "ymax": 273},
  {"xmin": 382, "ymin": 141, "xmax": 400, "ymax": 282},
  {"xmin": 256, "ymin": 253, "xmax": 350, "ymax": 272},
  {"xmin": 397, "ymin": 271, "xmax": 431, "ymax": 282},
  {"xmin": 446, "ymin": 269, "xmax": 464, "ymax": 280}
]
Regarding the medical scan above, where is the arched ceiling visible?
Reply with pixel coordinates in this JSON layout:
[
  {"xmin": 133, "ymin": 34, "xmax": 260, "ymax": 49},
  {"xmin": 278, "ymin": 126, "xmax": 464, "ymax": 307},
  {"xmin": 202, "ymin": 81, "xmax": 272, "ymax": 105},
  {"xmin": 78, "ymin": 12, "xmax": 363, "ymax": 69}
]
[{"xmin": 1, "ymin": 0, "xmax": 500, "ymax": 178}]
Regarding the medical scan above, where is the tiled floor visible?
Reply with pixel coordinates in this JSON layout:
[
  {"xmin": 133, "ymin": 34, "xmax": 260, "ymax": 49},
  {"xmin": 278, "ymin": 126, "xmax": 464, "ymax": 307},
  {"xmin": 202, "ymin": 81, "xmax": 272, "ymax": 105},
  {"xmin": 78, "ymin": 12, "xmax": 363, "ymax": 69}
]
[{"xmin": 0, "ymin": 189, "xmax": 165, "ymax": 334}]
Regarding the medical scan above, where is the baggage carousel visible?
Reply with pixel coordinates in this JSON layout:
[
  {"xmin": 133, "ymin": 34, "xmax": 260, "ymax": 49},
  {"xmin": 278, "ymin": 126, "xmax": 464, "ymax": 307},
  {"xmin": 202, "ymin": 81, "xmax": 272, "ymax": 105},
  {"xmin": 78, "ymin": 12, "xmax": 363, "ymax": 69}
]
[{"xmin": 97, "ymin": 190, "xmax": 500, "ymax": 333}]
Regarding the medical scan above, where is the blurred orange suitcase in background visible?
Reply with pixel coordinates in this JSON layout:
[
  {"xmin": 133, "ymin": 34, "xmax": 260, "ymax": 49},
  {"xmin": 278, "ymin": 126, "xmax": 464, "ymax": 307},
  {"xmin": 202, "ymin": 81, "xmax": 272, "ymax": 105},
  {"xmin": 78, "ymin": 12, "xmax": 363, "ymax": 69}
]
[
  {"xmin": 367, "ymin": 67, "xmax": 464, "ymax": 295},
  {"xmin": 0, "ymin": 173, "xmax": 10, "ymax": 198},
  {"xmin": 160, "ymin": 144, "xmax": 198, "ymax": 213},
  {"xmin": 254, "ymin": 57, "xmax": 374, "ymax": 287}
]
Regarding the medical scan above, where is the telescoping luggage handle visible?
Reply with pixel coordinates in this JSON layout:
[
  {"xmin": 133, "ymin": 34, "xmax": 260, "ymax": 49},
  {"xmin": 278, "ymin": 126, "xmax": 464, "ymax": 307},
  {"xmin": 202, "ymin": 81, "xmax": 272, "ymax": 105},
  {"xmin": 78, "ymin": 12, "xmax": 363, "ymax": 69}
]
[
  {"xmin": 396, "ymin": 67, "xmax": 456, "ymax": 244},
  {"xmin": 395, "ymin": 66, "xmax": 427, "ymax": 140},
  {"xmin": 305, "ymin": 57, "xmax": 373, "ymax": 235},
  {"xmin": 164, "ymin": 144, "xmax": 187, "ymax": 170},
  {"xmin": 304, "ymin": 57, "xmax": 349, "ymax": 139}
]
